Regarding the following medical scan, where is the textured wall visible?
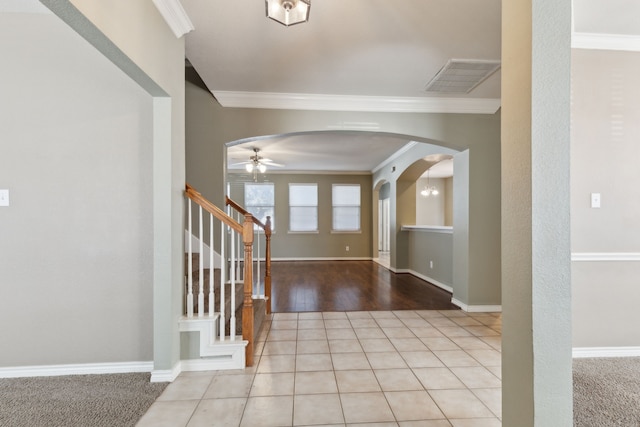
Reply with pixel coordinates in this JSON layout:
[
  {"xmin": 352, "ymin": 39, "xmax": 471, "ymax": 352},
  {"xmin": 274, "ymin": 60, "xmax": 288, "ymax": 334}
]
[
  {"xmin": 571, "ymin": 49, "xmax": 640, "ymax": 348},
  {"xmin": 0, "ymin": 13, "xmax": 154, "ymax": 366}
]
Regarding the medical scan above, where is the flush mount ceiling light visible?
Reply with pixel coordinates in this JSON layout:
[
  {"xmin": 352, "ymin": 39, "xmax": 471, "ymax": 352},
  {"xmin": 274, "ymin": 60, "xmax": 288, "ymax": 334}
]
[
  {"xmin": 266, "ymin": 0, "xmax": 310, "ymax": 26},
  {"xmin": 424, "ymin": 59, "xmax": 501, "ymax": 94}
]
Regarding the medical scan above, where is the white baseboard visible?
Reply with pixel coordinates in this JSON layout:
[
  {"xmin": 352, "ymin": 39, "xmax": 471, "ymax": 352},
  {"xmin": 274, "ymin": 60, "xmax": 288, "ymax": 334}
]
[
  {"xmin": 272, "ymin": 257, "xmax": 372, "ymax": 261},
  {"xmin": 451, "ymin": 298, "xmax": 502, "ymax": 313},
  {"xmin": 406, "ymin": 269, "xmax": 453, "ymax": 293},
  {"xmin": 150, "ymin": 363, "xmax": 182, "ymax": 383},
  {"xmin": 572, "ymin": 346, "xmax": 640, "ymax": 358},
  {"xmin": 180, "ymin": 355, "xmax": 246, "ymax": 372},
  {"xmin": 0, "ymin": 361, "xmax": 153, "ymax": 379}
]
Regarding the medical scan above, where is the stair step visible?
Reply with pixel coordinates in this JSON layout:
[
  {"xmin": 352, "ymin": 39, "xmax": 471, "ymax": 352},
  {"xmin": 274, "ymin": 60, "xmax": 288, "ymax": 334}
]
[{"xmin": 179, "ymin": 316, "xmax": 248, "ymax": 370}]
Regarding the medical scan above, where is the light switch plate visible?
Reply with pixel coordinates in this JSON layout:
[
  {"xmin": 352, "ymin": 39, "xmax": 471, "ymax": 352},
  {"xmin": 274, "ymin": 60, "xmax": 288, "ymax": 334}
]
[
  {"xmin": 0, "ymin": 189, "xmax": 9, "ymax": 207},
  {"xmin": 591, "ymin": 192, "xmax": 601, "ymax": 208}
]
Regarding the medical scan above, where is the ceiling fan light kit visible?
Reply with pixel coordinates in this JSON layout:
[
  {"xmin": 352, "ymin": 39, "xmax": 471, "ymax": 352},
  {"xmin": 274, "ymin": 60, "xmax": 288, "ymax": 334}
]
[
  {"xmin": 233, "ymin": 148, "xmax": 285, "ymax": 181},
  {"xmin": 266, "ymin": 0, "xmax": 311, "ymax": 26}
]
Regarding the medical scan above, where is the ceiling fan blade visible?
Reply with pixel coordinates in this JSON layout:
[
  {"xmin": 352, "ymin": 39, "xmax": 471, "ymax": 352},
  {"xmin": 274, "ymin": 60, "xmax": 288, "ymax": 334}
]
[
  {"xmin": 262, "ymin": 160, "xmax": 285, "ymax": 167},
  {"xmin": 230, "ymin": 161, "xmax": 251, "ymax": 166}
]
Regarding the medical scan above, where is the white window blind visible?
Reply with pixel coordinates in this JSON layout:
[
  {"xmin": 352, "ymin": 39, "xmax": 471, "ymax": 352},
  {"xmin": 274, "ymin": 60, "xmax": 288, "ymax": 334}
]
[
  {"xmin": 289, "ymin": 183, "xmax": 318, "ymax": 232},
  {"xmin": 244, "ymin": 183, "xmax": 274, "ymax": 229},
  {"xmin": 332, "ymin": 184, "xmax": 361, "ymax": 231}
]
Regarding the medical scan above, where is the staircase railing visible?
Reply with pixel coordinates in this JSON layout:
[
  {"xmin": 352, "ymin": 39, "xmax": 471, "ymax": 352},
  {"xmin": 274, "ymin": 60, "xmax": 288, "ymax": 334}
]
[
  {"xmin": 226, "ymin": 196, "xmax": 272, "ymax": 316},
  {"xmin": 184, "ymin": 184, "xmax": 257, "ymax": 366}
]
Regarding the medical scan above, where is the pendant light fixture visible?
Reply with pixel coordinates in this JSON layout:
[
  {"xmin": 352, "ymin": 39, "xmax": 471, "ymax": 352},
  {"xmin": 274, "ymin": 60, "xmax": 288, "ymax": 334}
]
[
  {"xmin": 266, "ymin": 0, "xmax": 311, "ymax": 26},
  {"xmin": 420, "ymin": 169, "xmax": 439, "ymax": 197}
]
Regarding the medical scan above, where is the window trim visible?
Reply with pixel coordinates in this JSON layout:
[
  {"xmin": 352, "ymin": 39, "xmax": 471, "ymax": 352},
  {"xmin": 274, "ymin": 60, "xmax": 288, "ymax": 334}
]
[
  {"xmin": 244, "ymin": 182, "xmax": 275, "ymax": 231},
  {"xmin": 331, "ymin": 183, "xmax": 361, "ymax": 232},
  {"xmin": 288, "ymin": 183, "xmax": 318, "ymax": 232}
]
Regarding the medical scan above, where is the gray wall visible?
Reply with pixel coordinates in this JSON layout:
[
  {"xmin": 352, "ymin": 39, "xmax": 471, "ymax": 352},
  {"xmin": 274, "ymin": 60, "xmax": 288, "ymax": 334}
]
[
  {"xmin": 1, "ymin": 0, "xmax": 186, "ymax": 378},
  {"xmin": 501, "ymin": 0, "xmax": 573, "ymax": 424},
  {"xmin": 444, "ymin": 177, "xmax": 453, "ymax": 226},
  {"xmin": 406, "ymin": 229, "xmax": 453, "ymax": 289},
  {"xmin": 416, "ymin": 177, "xmax": 448, "ymax": 226},
  {"xmin": 227, "ymin": 173, "xmax": 373, "ymax": 259},
  {"xmin": 186, "ymin": 81, "xmax": 501, "ymax": 309},
  {"xmin": 571, "ymin": 49, "xmax": 640, "ymax": 349},
  {"xmin": 0, "ymin": 12, "xmax": 154, "ymax": 366}
]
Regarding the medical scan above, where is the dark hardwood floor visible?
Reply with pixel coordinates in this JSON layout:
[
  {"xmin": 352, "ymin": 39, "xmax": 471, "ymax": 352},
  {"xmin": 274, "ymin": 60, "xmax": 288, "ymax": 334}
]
[{"xmin": 269, "ymin": 260, "xmax": 459, "ymax": 312}]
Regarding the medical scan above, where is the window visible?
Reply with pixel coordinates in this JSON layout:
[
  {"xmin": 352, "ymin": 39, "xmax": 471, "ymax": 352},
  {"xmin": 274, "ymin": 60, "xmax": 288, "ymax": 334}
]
[
  {"xmin": 244, "ymin": 182, "xmax": 274, "ymax": 229},
  {"xmin": 289, "ymin": 183, "xmax": 318, "ymax": 232},
  {"xmin": 332, "ymin": 184, "xmax": 361, "ymax": 231}
]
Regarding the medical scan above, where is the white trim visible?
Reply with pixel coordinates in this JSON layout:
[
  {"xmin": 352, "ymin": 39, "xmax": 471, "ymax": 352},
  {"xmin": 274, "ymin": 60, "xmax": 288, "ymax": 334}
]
[
  {"xmin": 151, "ymin": 363, "xmax": 182, "ymax": 383},
  {"xmin": 572, "ymin": 347, "xmax": 640, "ymax": 358},
  {"xmin": 185, "ymin": 230, "xmax": 221, "ymax": 268},
  {"xmin": 401, "ymin": 225, "xmax": 453, "ymax": 234},
  {"xmin": 152, "ymin": 0, "xmax": 194, "ymax": 38},
  {"xmin": 180, "ymin": 356, "xmax": 245, "ymax": 372},
  {"xmin": 272, "ymin": 257, "xmax": 372, "ymax": 261},
  {"xmin": 572, "ymin": 32, "xmax": 640, "ymax": 52},
  {"xmin": 571, "ymin": 252, "xmax": 640, "ymax": 262},
  {"xmin": 372, "ymin": 141, "xmax": 418, "ymax": 174},
  {"xmin": 212, "ymin": 91, "xmax": 502, "ymax": 114},
  {"xmin": 228, "ymin": 169, "xmax": 372, "ymax": 175},
  {"xmin": 406, "ymin": 269, "xmax": 453, "ymax": 293},
  {"xmin": 0, "ymin": 361, "xmax": 153, "ymax": 379},
  {"xmin": 452, "ymin": 298, "xmax": 502, "ymax": 313}
]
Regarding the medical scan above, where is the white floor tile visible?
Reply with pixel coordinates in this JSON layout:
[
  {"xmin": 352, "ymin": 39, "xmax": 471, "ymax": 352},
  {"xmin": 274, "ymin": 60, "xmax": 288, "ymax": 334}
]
[{"xmin": 140, "ymin": 311, "xmax": 503, "ymax": 427}]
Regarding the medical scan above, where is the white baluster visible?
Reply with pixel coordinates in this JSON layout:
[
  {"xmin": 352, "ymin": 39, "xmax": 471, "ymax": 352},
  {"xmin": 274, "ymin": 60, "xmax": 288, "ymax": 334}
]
[
  {"xmin": 219, "ymin": 221, "xmax": 226, "ymax": 340},
  {"xmin": 198, "ymin": 206, "xmax": 204, "ymax": 317},
  {"xmin": 237, "ymin": 212, "xmax": 242, "ymax": 282},
  {"xmin": 187, "ymin": 199, "xmax": 194, "ymax": 317},
  {"xmin": 230, "ymin": 227, "xmax": 236, "ymax": 340},
  {"xmin": 209, "ymin": 214, "xmax": 214, "ymax": 317},
  {"xmin": 255, "ymin": 228, "xmax": 260, "ymax": 298}
]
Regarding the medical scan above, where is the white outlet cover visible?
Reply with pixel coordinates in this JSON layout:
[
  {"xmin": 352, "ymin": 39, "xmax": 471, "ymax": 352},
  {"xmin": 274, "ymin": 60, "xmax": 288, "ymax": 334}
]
[{"xmin": 0, "ymin": 189, "xmax": 9, "ymax": 207}]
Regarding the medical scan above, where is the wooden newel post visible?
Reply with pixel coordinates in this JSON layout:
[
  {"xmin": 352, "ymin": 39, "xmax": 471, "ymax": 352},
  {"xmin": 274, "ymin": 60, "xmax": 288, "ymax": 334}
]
[
  {"xmin": 242, "ymin": 214, "xmax": 254, "ymax": 366},
  {"xmin": 265, "ymin": 216, "xmax": 272, "ymax": 315}
]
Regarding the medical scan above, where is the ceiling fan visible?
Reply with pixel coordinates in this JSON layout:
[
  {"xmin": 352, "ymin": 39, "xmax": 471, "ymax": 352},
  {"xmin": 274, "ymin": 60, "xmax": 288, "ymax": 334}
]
[{"xmin": 230, "ymin": 148, "xmax": 284, "ymax": 180}]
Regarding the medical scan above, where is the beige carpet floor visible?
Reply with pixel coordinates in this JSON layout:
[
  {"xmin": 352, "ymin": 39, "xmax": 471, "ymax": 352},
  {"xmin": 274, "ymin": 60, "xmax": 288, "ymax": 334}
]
[
  {"xmin": 0, "ymin": 373, "xmax": 167, "ymax": 427},
  {"xmin": 573, "ymin": 357, "xmax": 640, "ymax": 426}
]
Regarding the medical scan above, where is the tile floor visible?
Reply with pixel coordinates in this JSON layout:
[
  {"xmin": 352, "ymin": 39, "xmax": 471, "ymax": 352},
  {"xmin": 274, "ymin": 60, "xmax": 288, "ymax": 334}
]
[{"xmin": 137, "ymin": 310, "xmax": 502, "ymax": 427}]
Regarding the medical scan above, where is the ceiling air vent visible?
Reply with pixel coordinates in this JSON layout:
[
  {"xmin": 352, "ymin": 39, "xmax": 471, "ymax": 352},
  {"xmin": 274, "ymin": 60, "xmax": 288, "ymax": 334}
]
[{"xmin": 424, "ymin": 59, "xmax": 501, "ymax": 93}]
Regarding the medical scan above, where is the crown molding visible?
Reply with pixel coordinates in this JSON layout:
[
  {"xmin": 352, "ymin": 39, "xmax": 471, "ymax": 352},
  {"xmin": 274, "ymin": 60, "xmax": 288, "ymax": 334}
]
[
  {"xmin": 572, "ymin": 32, "xmax": 640, "ymax": 52},
  {"xmin": 152, "ymin": 0, "xmax": 194, "ymax": 38},
  {"xmin": 213, "ymin": 91, "xmax": 501, "ymax": 114}
]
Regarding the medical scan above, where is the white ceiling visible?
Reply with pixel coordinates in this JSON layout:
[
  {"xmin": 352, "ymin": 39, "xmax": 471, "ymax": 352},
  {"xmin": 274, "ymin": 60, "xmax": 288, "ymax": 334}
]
[
  {"xmin": 182, "ymin": 0, "xmax": 502, "ymax": 101},
  {"xmin": 177, "ymin": 0, "xmax": 635, "ymax": 175},
  {"xmin": 2, "ymin": 2, "xmax": 637, "ymax": 176},
  {"xmin": 180, "ymin": 0, "xmax": 501, "ymax": 176}
]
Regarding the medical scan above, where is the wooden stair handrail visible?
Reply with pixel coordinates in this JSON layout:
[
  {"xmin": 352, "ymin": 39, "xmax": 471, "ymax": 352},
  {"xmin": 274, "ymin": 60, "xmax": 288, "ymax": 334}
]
[
  {"xmin": 185, "ymin": 184, "xmax": 256, "ymax": 366},
  {"xmin": 186, "ymin": 184, "xmax": 242, "ymax": 234},
  {"xmin": 226, "ymin": 195, "xmax": 272, "ymax": 317},
  {"xmin": 226, "ymin": 196, "xmax": 268, "ymax": 231}
]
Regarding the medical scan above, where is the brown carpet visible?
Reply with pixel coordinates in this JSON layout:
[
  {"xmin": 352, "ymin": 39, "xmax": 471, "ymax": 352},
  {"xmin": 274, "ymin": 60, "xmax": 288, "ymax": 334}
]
[
  {"xmin": 0, "ymin": 373, "xmax": 167, "ymax": 427},
  {"xmin": 573, "ymin": 357, "xmax": 640, "ymax": 426}
]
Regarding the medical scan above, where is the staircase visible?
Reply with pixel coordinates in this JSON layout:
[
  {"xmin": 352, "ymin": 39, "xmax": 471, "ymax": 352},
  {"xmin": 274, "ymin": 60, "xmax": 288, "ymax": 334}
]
[
  {"xmin": 183, "ymin": 255, "xmax": 266, "ymax": 339},
  {"xmin": 179, "ymin": 184, "xmax": 271, "ymax": 371}
]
